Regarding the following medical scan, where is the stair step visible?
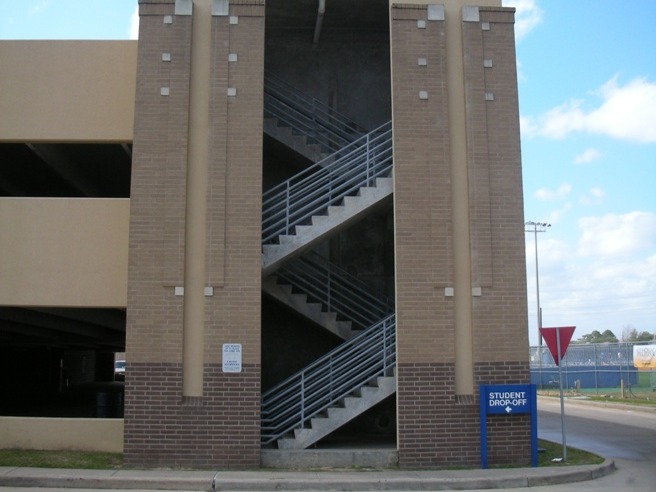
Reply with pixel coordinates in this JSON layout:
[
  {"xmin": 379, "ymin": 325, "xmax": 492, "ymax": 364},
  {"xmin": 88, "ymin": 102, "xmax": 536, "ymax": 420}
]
[
  {"xmin": 311, "ymin": 215, "xmax": 330, "ymax": 227},
  {"xmin": 274, "ymin": 372, "xmax": 396, "ymax": 450},
  {"xmin": 293, "ymin": 224, "xmax": 314, "ymax": 236}
]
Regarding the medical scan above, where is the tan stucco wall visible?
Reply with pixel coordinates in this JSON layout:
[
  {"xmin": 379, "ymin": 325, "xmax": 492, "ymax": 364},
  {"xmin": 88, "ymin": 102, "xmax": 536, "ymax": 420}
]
[
  {"xmin": 0, "ymin": 417, "xmax": 123, "ymax": 453},
  {"xmin": 0, "ymin": 198, "xmax": 129, "ymax": 307},
  {"xmin": 0, "ymin": 41, "xmax": 136, "ymax": 142}
]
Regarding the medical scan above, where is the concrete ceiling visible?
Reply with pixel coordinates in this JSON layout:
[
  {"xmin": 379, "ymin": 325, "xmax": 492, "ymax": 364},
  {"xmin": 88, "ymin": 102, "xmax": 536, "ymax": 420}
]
[
  {"xmin": 0, "ymin": 307, "xmax": 125, "ymax": 351},
  {"xmin": 266, "ymin": 0, "xmax": 390, "ymax": 31}
]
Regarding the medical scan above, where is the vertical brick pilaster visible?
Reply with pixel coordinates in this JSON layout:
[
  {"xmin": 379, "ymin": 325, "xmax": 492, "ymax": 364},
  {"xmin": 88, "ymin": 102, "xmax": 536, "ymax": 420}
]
[
  {"xmin": 391, "ymin": 4, "xmax": 454, "ymax": 365},
  {"xmin": 125, "ymin": 0, "xmax": 264, "ymax": 469},
  {"xmin": 463, "ymin": 7, "xmax": 528, "ymax": 364},
  {"xmin": 392, "ymin": 3, "xmax": 530, "ymax": 468},
  {"xmin": 391, "ymin": 3, "xmax": 457, "ymax": 469}
]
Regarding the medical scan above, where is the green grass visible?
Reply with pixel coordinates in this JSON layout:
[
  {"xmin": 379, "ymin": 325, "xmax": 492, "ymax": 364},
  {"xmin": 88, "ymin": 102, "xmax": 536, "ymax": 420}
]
[
  {"xmin": 0, "ymin": 449, "xmax": 122, "ymax": 469},
  {"xmin": 585, "ymin": 395, "xmax": 656, "ymax": 406},
  {"xmin": 0, "ymin": 442, "xmax": 602, "ymax": 471},
  {"xmin": 537, "ymin": 439, "xmax": 604, "ymax": 467},
  {"xmin": 538, "ymin": 389, "xmax": 656, "ymax": 405}
]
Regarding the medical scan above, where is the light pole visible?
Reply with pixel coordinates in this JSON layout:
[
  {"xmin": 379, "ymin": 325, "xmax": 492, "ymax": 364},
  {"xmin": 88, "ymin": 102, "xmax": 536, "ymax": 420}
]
[{"xmin": 525, "ymin": 221, "xmax": 550, "ymax": 346}]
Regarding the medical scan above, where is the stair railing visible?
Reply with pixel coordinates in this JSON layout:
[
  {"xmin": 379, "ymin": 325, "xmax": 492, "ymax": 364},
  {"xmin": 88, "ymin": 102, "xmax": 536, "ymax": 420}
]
[
  {"xmin": 275, "ymin": 252, "xmax": 394, "ymax": 330},
  {"xmin": 261, "ymin": 314, "xmax": 396, "ymax": 445},
  {"xmin": 264, "ymin": 71, "xmax": 366, "ymax": 152},
  {"xmin": 262, "ymin": 121, "xmax": 392, "ymax": 244}
]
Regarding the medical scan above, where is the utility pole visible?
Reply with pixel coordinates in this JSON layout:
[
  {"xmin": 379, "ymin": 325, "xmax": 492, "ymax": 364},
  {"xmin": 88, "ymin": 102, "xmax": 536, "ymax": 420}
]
[{"xmin": 525, "ymin": 221, "xmax": 550, "ymax": 346}]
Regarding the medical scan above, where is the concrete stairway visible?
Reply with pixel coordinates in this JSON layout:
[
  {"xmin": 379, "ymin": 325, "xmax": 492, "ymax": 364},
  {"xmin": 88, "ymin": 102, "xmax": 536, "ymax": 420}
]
[
  {"xmin": 276, "ymin": 374, "xmax": 396, "ymax": 450},
  {"xmin": 262, "ymin": 176, "xmax": 393, "ymax": 276},
  {"xmin": 262, "ymin": 276, "xmax": 355, "ymax": 340}
]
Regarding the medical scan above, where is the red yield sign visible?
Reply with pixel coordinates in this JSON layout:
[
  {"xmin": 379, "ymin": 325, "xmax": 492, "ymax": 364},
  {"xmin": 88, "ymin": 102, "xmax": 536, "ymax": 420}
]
[{"xmin": 540, "ymin": 326, "xmax": 576, "ymax": 365}]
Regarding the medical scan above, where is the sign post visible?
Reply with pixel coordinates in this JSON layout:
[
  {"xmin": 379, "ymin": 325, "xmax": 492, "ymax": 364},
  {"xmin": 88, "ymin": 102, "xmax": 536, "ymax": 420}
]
[
  {"xmin": 540, "ymin": 326, "xmax": 575, "ymax": 461},
  {"xmin": 479, "ymin": 384, "xmax": 537, "ymax": 469}
]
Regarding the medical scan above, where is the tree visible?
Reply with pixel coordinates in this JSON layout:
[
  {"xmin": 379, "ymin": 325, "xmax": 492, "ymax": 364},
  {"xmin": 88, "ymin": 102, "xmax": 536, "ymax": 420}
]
[
  {"xmin": 622, "ymin": 325, "xmax": 638, "ymax": 342},
  {"xmin": 622, "ymin": 326, "xmax": 655, "ymax": 342},
  {"xmin": 576, "ymin": 329, "xmax": 618, "ymax": 344}
]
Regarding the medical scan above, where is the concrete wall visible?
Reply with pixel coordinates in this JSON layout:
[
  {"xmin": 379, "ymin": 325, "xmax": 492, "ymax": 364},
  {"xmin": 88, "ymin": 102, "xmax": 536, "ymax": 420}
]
[
  {"xmin": 0, "ymin": 417, "xmax": 123, "ymax": 453},
  {"xmin": 0, "ymin": 41, "xmax": 136, "ymax": 143},
  {"xmin": 265, "ymin": 30, "xmax": 391, "ymax": 130},
  {"xmin": 0, "ymin": 198, "xmax": 129, "ymax": 307}
]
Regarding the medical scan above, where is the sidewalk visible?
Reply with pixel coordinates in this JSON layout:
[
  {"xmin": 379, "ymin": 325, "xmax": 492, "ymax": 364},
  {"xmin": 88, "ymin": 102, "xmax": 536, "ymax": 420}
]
[{"xmin": 0, "ymin": 459, "xmax": 615, "ymax": 491}]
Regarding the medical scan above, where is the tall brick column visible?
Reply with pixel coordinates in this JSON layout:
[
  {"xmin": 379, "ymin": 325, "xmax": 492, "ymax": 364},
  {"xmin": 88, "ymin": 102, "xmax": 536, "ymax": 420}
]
[
  {"xmin": 125, "ymin": 0, "xmax": 264, "ymax": 469},
  {"xmin": 465, "ymin": 6, "xmax": 531, "ymax": 466},
  {"xmin": 391, "ymin": 1, "xmax": 530, "ymax": 468}
]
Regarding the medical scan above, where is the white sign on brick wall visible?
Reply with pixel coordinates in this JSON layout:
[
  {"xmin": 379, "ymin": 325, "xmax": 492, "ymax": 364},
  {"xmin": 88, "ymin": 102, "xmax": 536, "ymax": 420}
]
[{"xmin": 222, "ymin": 343, "xmax": 242, "ymax": 373}]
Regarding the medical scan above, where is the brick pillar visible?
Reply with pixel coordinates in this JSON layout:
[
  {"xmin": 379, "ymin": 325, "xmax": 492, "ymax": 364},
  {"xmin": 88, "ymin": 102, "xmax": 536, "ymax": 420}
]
[
  {"xmin": 125, "ymin": 0, "xmax": 264, "ymax": 469},
  {"xmin": 464, "ymin": 6, "xmax": 531, "ymax": 466},
  {"xmin": 391, "ymin": 2, "xmax": 529, "ymax": 468}
]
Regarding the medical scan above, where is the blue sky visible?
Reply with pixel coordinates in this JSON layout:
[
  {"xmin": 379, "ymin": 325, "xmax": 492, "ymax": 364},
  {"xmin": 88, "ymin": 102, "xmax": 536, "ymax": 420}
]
[{"xmin": 1, "ymin": 0, "xmax": 654, "ymax": 346}]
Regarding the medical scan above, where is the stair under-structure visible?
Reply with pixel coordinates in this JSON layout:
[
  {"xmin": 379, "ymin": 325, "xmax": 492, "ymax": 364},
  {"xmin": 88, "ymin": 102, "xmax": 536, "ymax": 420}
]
[
  {"xmin": 263, "ymin": 71, "xmax": 365, "ymax": 163},
  {"xmin": 262, "ymin": 276, "xmax": 354, "ymax": 340},
  {"xmin": 263, "ymin": 252, "xmax": 394, "ymax": 340},
  {"xmin": 262, "ymin": 122, "xmax": 393, "ymax": 277},
  {"xmin": 261, "ymin": 314, "xmax": 396, "ymax": 450}
]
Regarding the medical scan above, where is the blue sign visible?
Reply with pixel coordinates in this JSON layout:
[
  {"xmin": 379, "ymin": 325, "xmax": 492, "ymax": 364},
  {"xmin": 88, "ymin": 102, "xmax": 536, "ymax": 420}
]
[
  {"xmin": 479, "ymin": 383, "xmax": 537, "ymax": 469},
  {"xmin": 485, "ymin": 384, "xmax": 532, "ymax": 415}
]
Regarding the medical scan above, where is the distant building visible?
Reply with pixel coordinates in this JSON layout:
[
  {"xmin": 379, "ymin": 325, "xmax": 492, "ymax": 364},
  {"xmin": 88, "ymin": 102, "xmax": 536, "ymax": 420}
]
[{"xmin": 0, "ymin": 0, "xmax": 529, "ymax": 469}]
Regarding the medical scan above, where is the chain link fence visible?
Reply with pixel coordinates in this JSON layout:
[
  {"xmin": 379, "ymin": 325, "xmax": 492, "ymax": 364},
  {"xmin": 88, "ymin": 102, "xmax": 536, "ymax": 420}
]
[{"xmin": 530, "ymin": 342, "xmax": 656, "ymax": 398}]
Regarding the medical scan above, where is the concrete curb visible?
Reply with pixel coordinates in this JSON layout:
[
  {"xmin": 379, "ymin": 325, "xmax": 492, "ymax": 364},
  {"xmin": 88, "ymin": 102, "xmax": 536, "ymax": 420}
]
[
  {"xmin": 525, "ymin": 459, "xmax": 615, "ymax": 487},
  {"xmin": 0, "ymin": 460, "xmax": 615, "ymax": 491}
]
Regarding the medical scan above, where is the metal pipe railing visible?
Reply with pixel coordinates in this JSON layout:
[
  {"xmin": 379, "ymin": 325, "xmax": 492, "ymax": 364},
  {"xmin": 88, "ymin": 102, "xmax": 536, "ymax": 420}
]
[
  {"xmin": 262, "ymin": 122, "xmax": 393, "ymax": 244},
  {"xmin": 276, "ymin": 252, "xmax": 394, "ymax": 330},
  {"xmin": 261, "ymin": 314, "xmax": 396, "ymax": 444},
  {"xmin": 264, "ymin": 71, "xmax": 366, "ymax": 152}
]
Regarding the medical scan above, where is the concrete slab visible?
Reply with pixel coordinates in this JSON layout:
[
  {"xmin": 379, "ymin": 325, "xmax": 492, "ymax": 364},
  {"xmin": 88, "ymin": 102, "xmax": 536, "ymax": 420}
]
[{"xmin": 0, "ymin": 459, "xmax": 616, "ymax": 491}]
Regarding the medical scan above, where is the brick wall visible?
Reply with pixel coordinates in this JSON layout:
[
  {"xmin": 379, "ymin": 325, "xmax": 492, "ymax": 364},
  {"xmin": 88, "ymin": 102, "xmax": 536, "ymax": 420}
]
[
  {"xmin": 463, "ymin": 8, "xmax": 529, "ymax": 363},
  {"xmin": 127, "ymin": 0, "xmax": 191, "ymax": 364},
  {"xmin": 391, "ymin": 3, "xmax": 530, "ymax": 468},
  {"xmin": 125, "ymin": 0, "xmax": 264, "ymax": 469},
  {"xmin": 124, "ymin": 363, "xmax": 260, "ymax": 468},
  {"xmin": 391, "ymin": 4, "xmax": 454, "ymax": 365}
]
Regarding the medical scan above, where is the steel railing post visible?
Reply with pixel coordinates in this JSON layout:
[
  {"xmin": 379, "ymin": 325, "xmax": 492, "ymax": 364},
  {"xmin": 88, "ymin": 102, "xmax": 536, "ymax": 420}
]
[
  {"xmin": 366, "ymin": 132, "xmax": 371, "ymax": 182},
  {"xmin": 285, "ymin": 180, "xmax": 291, "ymax": 235},
  {"xmin": 300, "ymin": 372, "xmax": 305, "ymax": 424}
]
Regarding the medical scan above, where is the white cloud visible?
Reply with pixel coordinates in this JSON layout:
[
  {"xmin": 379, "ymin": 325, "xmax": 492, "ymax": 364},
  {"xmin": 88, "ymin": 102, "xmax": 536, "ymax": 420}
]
[
  {"xmin": 522, "ymin": 76, "xmax": 656, "ymax": 143},
  {"xmin": 578, "ymin": 211, "xmax": 656, "ymax": 257},
  {"xmin": 574, "ymin": 148, "xmax": 601, "ymax": 164},
  {"xmin": 579, "ymin": 187, "xmax": 606, "ymax": 206},
  {"xmin": 526, "ymin": 217, "xmax": 656, "ymax": 342},
  {"xmin": 534, "ymin": 183, "xmax": 572, "ymax": 201},
  {"xmin": 502, "ymin": 0, "xmax": 543, "ymax": 40},
  {"xmin": 129, "ymin": 6, "xmax": 139, "ymax": 40},
  {"xmin": 29, "ymin": 1, "xmax": 49, "ymax": 16},
  {"xmin": 545, "ymin": 203, "xmax": 571, "ymax": 225}
]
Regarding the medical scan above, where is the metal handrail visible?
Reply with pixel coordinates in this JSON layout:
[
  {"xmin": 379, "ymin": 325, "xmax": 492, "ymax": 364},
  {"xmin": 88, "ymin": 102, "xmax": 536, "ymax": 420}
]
[
  {"xmin": 264, "ymin": 71, "xmax": 366, "ymax": 152},
  {"xmin": 261, "ymin": 314, "xmax": 396, "ymax": 445},
  {"xmin": 276, "ymin": 252, "xmax": 394, "ymax": 330},
  {"xmin": 262, "ymin": 121, "xmax": 393, "ymax": 244}
]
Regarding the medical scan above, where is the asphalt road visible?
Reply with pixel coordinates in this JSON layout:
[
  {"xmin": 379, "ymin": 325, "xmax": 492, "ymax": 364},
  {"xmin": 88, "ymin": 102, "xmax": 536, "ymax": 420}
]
[{"xmin": 517, "ymin": 397, "xmax": 656, "ymax": 492}]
